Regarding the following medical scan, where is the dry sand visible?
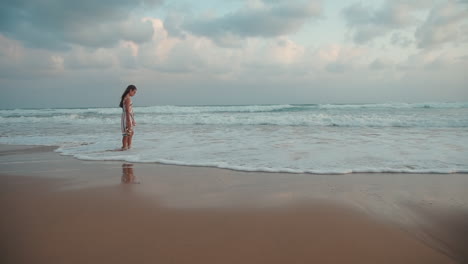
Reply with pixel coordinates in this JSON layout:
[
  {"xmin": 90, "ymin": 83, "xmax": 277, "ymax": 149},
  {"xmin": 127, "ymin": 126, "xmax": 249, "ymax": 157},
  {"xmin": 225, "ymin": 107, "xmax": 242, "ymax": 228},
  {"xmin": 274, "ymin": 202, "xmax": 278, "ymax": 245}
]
[{"xmin": 1, "ymin": 144, "xmax": 467, "ymax": 264}]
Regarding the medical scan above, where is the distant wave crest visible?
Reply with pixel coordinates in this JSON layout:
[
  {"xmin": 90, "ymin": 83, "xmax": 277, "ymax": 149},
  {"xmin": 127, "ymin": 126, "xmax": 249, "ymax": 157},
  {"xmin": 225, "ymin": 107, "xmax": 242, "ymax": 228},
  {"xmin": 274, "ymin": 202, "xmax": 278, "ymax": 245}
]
[{"xmin": 1, "ymin": 102, "xmax": 468, "ymax": 128}]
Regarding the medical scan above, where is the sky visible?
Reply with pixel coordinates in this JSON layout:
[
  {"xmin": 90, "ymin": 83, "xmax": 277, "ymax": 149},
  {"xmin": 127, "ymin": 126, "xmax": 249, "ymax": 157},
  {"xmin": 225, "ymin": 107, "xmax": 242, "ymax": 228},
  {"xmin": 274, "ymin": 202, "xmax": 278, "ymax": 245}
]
[{"xmin": 1, "ymin": 0, "xmax": 467, "ymax": 108}]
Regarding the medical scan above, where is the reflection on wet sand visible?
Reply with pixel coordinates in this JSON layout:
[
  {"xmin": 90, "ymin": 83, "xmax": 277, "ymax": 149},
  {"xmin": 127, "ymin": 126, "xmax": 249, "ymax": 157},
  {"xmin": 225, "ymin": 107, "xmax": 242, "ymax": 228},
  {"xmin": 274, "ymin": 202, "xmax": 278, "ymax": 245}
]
[{"xmin": 121, "ymin": 163, "xmax": 139, "ymax": 184}]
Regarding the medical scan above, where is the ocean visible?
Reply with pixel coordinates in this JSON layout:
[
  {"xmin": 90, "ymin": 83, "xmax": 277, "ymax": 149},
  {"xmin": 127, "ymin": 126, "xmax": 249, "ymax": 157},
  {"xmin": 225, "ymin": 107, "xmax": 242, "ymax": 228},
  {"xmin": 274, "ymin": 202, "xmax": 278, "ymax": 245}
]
[{"xmin": 1, "ymin": 102, "xmax": 467, "ymax": 174}]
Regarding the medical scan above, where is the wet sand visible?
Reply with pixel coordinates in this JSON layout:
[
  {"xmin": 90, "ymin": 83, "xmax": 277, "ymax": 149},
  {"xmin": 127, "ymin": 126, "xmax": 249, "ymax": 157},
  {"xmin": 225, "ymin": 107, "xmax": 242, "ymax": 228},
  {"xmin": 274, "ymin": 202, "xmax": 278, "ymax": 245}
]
[{"xmin": 1, "ymin": 144, "xmax": 467, "ymax": 263}]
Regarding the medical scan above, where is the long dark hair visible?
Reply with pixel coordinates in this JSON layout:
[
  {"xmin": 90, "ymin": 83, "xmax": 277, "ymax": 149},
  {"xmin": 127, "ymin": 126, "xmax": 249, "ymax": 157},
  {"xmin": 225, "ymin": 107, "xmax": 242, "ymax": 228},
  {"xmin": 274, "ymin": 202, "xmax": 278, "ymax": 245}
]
[{"xmin": 119, "ymin": 85, "xmax": 137, "ymax": 108}]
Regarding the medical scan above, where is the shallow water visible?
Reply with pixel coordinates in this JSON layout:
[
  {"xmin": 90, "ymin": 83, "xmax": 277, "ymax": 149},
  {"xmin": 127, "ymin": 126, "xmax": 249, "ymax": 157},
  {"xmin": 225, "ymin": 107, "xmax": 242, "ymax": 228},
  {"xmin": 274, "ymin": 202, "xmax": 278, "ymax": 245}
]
[{"xmin": 1, "ymin": 103, "xmax": 467, "ymax": 174}]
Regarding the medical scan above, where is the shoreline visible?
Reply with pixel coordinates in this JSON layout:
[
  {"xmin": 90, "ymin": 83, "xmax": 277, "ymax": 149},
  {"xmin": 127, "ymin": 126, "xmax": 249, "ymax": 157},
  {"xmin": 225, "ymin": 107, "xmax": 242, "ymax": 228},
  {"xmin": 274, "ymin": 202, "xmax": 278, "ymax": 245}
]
[
  {"xmin": 3, "ymin": 143, "xmax": 467, "ymax": 176},
  {"xmin": 1, "ymin": 144, "xmax": 467, "ymax": 263}
]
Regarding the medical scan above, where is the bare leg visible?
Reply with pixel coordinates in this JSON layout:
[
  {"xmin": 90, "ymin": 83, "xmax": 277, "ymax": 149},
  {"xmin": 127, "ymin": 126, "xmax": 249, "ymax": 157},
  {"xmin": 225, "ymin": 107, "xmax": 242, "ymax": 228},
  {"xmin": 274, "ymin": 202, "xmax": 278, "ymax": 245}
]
[
  {"xmin": 122, "ymin": 136, "xmax": 129, "ymax": 150},
  {"xmin": 128, "ymin": 133, "xmax": 133, "ymax": 149}
]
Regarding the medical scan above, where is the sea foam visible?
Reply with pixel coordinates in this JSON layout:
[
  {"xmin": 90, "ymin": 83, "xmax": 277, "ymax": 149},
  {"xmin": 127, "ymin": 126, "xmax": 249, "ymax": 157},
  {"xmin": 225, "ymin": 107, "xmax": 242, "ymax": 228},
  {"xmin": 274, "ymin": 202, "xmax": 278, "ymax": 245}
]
[{"xmin": 1, "ymin": 103, "xmax": 467, "ymax": 174}]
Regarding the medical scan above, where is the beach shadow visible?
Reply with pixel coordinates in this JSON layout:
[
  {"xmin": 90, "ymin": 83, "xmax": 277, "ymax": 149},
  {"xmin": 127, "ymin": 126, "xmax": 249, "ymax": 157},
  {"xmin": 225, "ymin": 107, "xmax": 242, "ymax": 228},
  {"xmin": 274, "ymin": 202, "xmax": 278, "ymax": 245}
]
[{"xmin": 121, "ymin": 163, "xmax": 140, "ymax": 184}]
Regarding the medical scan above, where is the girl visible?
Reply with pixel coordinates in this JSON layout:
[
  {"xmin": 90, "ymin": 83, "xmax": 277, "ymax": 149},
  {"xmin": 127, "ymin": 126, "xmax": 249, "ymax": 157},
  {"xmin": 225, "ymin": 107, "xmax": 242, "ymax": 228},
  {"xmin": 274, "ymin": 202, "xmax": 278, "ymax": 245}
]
[{"xmin": 120, "ymin": 85, "xmax": 137, "ymax": 150}]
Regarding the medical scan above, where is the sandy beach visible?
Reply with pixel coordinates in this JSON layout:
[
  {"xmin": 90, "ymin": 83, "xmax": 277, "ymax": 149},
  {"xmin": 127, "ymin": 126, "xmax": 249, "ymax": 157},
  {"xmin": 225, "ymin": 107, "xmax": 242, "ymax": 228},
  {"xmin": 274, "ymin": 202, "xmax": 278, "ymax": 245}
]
[{"xmin": 1, "ymin": 144, "xmax": 467, "ymax": 264}]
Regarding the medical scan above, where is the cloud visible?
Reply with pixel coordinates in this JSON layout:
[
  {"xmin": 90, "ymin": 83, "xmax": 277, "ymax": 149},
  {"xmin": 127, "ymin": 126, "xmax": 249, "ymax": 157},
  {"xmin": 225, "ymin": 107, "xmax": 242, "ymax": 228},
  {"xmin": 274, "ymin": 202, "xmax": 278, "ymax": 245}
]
[
  {"xmin": 397, "ymin": 47, "xmax": 464, "ymax": 73},
  {"xmin": 390, "ymin": 32, "xmax": 413, "ymax": 47},
  {"xmin": 0, "ymin": 0, "xmax": 162, "ymax": 50},
  {"xmin": 0, "ymin": 34, "xmax": 64, "ymax": 79},
  {"xmin": 268, "ymin": 38, "xmax": 305, "ymax": 64},
  {"xmin": 167, "ymin": 0, "xmax": 321, "ymax": 46},
  {"xmin": 129, "ymin": 18, "xmax": 310, "ymax": 77},
  {"xmin": 369, "ymin": 58, "xmax": 394, "ymax": 70},
  {"xmin": 64, "ymin": 47, "xmax": 116, "ymax": 70},
  {"xmin": 135, "ymin": 18, "xmax": 203, "ymax": 73},
  {"xmin": 415, "ymin": 0, "xmax": 468, "ymax": 48},
  {"xmin": 164, "ymin": 13, "xmax": 188, "ymax": 39},
  {"xmin": 315, "ymin": 44, "xmax": 366, "ymax": 74},
  {"xmin": 342, "ymin": 0, "xmax": 431, "ymax": 44},
  {"xmin": 325, "ymin": 62, "xmax": 349, "ymax": 74}
]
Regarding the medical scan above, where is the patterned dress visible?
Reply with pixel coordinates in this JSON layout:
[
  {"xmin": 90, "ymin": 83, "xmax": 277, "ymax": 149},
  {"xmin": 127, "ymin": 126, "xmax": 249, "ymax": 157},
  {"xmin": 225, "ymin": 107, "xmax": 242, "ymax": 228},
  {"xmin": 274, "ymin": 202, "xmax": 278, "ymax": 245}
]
[{"xmin": 121, "ymin": 96, "xmax": 135, "ymax": 136}]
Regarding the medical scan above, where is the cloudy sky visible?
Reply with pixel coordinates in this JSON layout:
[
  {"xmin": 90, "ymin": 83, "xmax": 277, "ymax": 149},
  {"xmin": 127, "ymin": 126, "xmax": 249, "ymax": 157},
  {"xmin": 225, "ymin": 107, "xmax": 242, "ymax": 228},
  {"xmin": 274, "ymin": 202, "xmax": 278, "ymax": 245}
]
[{"xmin": 1, "ymin": 0, "xmax": 467, "ymax": 108}]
